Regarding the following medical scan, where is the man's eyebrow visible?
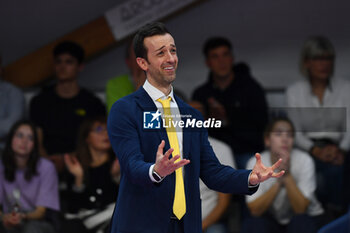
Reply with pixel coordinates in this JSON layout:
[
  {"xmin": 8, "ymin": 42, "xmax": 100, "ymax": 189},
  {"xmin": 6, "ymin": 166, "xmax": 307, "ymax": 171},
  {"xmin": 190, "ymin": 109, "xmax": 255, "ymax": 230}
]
[
  {"xmin": 155, "ymin": 44, "xmax": 176, "ymax": 52},
  {"xmin": 155, "ymin": 46, "xmax": 165, "ymax": 52}
]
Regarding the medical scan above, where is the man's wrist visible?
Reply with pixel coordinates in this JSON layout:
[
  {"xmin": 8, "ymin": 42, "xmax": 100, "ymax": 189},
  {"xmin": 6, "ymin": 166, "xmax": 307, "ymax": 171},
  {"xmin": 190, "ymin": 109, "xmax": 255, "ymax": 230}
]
[
  {"xmin": 248, "ymin": 171, "xmax": 259, "ymax": 187},
  {"xmin": 152, "ymin": 170, "xmax": 164, "ymax": 183},
  {"xmin": 152, "ymin": 168, "xmax": 164, "ymax": 183},
  {"xmin": 149, "ymin": 164, "xmax": 164, "ymax": 183}
]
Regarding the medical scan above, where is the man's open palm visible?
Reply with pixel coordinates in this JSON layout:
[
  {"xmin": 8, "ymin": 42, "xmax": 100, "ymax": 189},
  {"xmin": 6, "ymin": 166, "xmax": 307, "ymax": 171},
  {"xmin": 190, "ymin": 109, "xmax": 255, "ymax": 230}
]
[{"xmin": 249, "ymin": 153, "xmax": 285, "ymax": 186}]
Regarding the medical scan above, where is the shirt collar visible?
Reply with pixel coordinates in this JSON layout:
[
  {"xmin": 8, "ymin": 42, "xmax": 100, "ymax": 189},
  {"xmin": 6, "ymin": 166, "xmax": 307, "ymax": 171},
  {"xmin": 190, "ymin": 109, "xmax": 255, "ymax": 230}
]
[{"xmin": 143, "ymin": 79, "xmax": 175, "ymax": 102}]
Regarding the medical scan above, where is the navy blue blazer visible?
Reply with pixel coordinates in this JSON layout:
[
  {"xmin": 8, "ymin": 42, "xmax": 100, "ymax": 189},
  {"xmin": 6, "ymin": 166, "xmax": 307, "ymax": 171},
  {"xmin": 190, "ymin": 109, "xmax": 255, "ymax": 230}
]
[{"xmin": 107, "ymin": 87, "xmax": 257, "ymax": 233}]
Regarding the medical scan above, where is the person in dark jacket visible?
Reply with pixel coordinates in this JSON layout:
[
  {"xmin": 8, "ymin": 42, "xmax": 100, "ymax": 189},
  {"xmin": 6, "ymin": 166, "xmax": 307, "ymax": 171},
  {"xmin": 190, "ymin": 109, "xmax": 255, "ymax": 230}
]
[{"xmin": 192, "ymin": 37, "xmax": 268, "ymax": 169}]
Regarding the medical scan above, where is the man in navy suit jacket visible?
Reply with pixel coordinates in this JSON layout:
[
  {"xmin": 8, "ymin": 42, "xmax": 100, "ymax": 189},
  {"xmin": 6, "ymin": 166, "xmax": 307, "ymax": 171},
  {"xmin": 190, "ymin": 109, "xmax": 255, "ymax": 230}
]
[{"xmin": 107, "ymin": 22, "xmax": 284, "ymax": 233}]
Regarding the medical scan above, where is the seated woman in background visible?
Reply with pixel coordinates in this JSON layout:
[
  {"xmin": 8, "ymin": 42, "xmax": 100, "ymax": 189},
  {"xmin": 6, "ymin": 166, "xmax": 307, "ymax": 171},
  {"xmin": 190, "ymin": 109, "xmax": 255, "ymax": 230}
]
[
  {"xmin": 63, "ymin": 116, "xmax": 120, "ymax": 233},
  {"xmin": 286, "ymin": 36, "xmax": 350, "ymax": 214},
  {"xmin": 0, "ymin": 120, "xmax": 59, "ymax": 233},
  {"xmin": 243, "ymin": 118, "xmax": 324, "ymax": 233}
]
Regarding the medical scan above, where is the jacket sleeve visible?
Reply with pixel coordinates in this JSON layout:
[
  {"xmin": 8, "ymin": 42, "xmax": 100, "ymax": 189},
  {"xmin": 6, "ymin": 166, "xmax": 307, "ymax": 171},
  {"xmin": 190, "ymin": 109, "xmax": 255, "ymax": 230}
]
[
  {"xmin": 196, "ymin": 113, "xmax": 257, "ymax": 195},
  {"xmin": 107, "ymin": 99, "xmax": 153, "ymax": 188}
]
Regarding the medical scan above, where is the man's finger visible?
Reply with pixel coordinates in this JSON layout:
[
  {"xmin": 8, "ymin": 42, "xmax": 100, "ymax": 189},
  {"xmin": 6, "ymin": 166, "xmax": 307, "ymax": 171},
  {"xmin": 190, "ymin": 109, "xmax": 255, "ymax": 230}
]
[
  {"xmin": 267, "ymin": 170, "xmax": 273, "ymax": 177},
  {"xmin": 256, "ymin": 171, "xmax": 262, "ymax": 180},
  {"xmin": 272, "ymin": 170, "xmax": 285, "ymax": 178},
  {"xmin": 255, "ymin": 153, "xmax": 262, "ymax": 164},
  {"xmin": 173, "ymin": 159, "xmax": 190, "ymax": 170},
  {"xmin": 169, "ymin": 154, "xmax": 180, "ymax": 163},
  {"xmin": 164, "ymin": 148, "xmax": 174, "ymax": 159},
  {"xmin": 157, "ymin": 140, "xmax": 165, "ymax": 155},
  {"xmin": 271, "ymin": 158, "xmax": 283, "ymax": 170}
]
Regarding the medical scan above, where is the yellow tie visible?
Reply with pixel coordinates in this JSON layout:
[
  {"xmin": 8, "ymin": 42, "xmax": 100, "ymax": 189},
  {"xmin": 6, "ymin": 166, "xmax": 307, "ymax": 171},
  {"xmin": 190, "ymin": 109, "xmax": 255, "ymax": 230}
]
[{"xmin": 157, "ymin": 97, "xmax": 186, "ymax": 220}]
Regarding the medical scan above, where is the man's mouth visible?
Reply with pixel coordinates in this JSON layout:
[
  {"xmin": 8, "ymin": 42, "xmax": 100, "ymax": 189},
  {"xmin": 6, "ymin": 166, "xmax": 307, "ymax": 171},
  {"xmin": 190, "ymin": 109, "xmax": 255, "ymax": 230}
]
[{"xmin": 164, "ymin": 66, "xmax": 174, "ymax": 71}]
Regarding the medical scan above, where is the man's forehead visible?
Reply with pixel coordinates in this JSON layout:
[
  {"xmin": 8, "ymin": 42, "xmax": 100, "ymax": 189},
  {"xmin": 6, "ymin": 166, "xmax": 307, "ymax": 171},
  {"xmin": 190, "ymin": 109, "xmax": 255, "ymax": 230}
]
[
  {"xmin": 55, "ymin": 53, "xmax": 76, "ymax": 60},
  {"xmin": 144, "ymin": 33, "xmax": 175, "ymax": 50},
  {"xmin": 209, "ymin": 46, "xmax": 231, "ymax": 54}
]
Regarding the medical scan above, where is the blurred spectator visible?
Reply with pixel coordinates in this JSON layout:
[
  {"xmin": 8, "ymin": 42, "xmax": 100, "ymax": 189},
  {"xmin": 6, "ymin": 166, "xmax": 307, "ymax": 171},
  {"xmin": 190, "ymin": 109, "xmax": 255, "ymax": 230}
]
[
  {"xmin": 190, "ymin": 101, "xmax": 236, "ymax": 233},
  {"xmin": 243, "ymin": 118, "xmax": 324, "ymax": 233},
  {"xmin": 105, "ymin": 40, "xmax": 146, "ymax": 113},
  {"xmin": 201, "ymin": 136, "xmax": 236, "ymax": 233},
  {"xmin": 0, "ymin": 55, "xmax": 25, "ymax": 154},
  {"xmin": 63, "ymin": 116, "xmax": 119, "ymax": 233},
  {"xmin": 0, "ymin": 120, "xmax": 59, "ymax": 233},
  {"xmin": 286, "ymin": 36, "xmax": 350, "ymax": 214},
  {"xmin": 192, "ymin": 37, "xmax": 268, "ymax": 169},
  {"xmin": 29, "ymin": 41, "xmax": 106, "ymax": 173}
]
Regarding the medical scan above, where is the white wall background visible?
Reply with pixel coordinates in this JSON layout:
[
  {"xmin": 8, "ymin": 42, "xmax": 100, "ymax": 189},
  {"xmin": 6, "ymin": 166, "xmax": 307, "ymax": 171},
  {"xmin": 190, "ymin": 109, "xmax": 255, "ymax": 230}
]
[{"xmin": 1, "ymin": 0, "xmax": 350, "ymax": 101}]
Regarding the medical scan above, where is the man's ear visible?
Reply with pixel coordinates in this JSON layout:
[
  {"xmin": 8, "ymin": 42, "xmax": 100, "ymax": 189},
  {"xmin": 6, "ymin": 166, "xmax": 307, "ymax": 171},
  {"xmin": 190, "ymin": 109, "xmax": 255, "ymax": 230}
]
[{"xmin": 136, "ymin": 57, "xmax": 148, "ymax": 72}]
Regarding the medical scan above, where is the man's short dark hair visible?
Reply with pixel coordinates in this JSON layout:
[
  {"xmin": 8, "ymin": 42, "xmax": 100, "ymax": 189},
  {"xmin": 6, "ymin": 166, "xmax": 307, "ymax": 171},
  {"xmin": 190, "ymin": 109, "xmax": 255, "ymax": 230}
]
[
  {"xmin": 203, "ymin": 37, "xmax": 232, "ymax": 58},
  {"xmin": 133, "ymin": 22, "xmax": 170, "ymax": 61},
  {"xmin": 53, "ymin": 41, "xmax": 85, "ymax": 64}
]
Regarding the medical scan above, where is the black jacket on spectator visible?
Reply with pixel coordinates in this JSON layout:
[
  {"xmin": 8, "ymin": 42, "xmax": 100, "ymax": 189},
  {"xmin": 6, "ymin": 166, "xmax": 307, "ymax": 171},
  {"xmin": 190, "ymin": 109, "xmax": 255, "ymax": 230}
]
[
  {"xmin": 192, "ymin": 63, "xmax": 268, "ymax": 154},
  {"xmin": 65, "ymin": 158, "xmax": 118, "ymax": 213}
]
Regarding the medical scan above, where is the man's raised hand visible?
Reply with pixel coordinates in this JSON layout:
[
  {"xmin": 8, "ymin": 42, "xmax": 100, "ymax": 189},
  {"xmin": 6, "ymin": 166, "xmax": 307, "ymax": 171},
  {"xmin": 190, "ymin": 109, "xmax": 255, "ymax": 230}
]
[
  {"xmin": 153, "ymin": 140, "xmax": 190, "ymax": 177},
  {"xmin": 249, "ymin": 153, "xmax": 285, "ymax": 186}
]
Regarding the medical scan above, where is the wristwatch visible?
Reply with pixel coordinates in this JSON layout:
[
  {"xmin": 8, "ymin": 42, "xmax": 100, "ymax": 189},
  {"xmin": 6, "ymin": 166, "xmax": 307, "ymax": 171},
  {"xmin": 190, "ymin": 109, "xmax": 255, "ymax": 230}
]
[{"xmin": 152, "ymin": 169, "xmax": 164, "ymax": 182}]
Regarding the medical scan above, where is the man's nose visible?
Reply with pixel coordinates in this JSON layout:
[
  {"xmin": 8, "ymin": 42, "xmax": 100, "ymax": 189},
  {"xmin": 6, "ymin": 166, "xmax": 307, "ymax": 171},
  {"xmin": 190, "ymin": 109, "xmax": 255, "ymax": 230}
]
[{"xmin": 165, "ymin": 51, "xmax": 176, "ymax": 63}]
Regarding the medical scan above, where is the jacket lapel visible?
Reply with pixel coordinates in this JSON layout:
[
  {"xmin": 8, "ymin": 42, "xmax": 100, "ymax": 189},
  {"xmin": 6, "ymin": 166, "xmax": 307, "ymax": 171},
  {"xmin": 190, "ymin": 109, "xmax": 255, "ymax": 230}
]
[
  {"xmin": 135, "ymin": 88, "xmax": 192, "ymax": 160},
  {"xmin": 135, "ymin": 88, "xmax": 169, "ymax": 150}
]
